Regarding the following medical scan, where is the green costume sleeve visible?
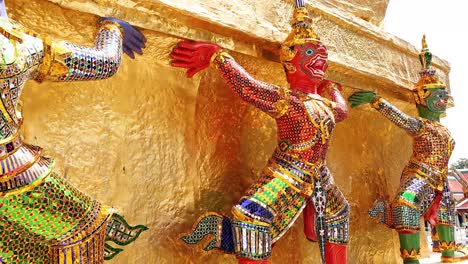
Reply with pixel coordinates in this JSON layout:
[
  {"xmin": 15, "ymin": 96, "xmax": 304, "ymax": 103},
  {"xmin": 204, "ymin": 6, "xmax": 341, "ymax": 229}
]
[{"xmin": 371, "ymin": 97, "xmax": 423, "ymax": 136}]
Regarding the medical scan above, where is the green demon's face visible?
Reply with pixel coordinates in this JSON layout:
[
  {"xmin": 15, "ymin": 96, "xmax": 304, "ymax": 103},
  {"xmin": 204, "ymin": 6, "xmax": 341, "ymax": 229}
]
[{"xmin": 425, "ymin": 88, "xmax": 448, "ymax": 113}]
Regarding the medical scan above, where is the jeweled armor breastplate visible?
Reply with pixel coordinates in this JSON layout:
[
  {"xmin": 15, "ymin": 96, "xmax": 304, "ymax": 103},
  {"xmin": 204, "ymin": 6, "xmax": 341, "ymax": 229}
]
[
  {"xmin": 0, "ymin": 20, "xmax": 50, "ymax": 193},
  {"xmin": 0, "ymin": 19, "xmax": 43, "ymax": 140},
  {"xmin": 276, "ymin": 94, "xmax": 336, "ymax": 164},
  {"xmin": 409, "ymin": 119, "xmax": 454, "ymax": 186}
]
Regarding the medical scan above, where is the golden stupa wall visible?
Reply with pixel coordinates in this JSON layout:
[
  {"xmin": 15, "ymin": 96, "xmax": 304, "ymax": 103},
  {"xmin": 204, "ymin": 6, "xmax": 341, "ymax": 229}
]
[{"xmin": 9, "ymin": 0, "xmax": 450, "ymax": 263}]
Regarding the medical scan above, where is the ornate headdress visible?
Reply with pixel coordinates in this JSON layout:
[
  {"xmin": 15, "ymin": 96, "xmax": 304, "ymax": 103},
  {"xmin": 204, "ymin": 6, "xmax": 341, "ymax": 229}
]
[
  {"xmin": 413, "ymin": 35, "xmax": 446, "ymax": 105},
  {"xmin": 280, "ymin": 0, "xmax": 321, "ymax": 63}
]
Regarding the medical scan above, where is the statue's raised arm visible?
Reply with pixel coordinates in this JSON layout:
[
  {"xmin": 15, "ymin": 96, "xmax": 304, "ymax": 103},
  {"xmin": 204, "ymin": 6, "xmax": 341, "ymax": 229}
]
[
  {"xmin": 348, "ymin": 90, "xmax": 423, "ymax": 135},
  {"xmin": 171, "ymin": 40, "xmax": 287, "ymax": 118},
  {"xmin": 35, "ymin": 17, "xmax": 146, "ymax": 82}
]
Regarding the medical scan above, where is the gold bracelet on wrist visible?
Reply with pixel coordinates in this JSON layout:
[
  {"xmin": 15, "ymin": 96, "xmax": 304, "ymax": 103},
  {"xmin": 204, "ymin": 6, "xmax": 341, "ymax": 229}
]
[
  {"xmin": 371, "ymin": 96, "xmax": 383, "ymax": 109},
  {"xmin": 327, "ymin": 82, "xmax": 340, "ymax": 93},
  {"xmin": 98, "ymin": 20, "xmax": 125, "ymax": 39},
  {"xmin": 35, "ymin": 36, "xmax": 52, "ymax": 82},
  {"xmin": 210, "ymin": 49, "xmax": 233, "ymax": 67},
  {"xmin": 36, "ymin": 36, "xmax": 71, "ymax": 82}
]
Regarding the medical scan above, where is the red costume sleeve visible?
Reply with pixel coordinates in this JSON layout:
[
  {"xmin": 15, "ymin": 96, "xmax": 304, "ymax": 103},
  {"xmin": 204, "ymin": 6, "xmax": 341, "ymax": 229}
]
[
  {"xmin": 211, "ymin": 51, "xmax": 288, "ymax": 118},
  {"xmin": 329, "ymin": 88, "xmax": 348, "ymax": 123}
]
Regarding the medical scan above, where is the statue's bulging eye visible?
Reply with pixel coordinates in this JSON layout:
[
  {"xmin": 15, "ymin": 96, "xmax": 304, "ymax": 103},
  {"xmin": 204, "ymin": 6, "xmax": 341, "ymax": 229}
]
[
  {"xmin": 435, "ymin": 92, "xmax": 447, "ymax": 99},
  {"xmin": 305, "ymin": 48, "xmax": 314, "ymax": 56}
]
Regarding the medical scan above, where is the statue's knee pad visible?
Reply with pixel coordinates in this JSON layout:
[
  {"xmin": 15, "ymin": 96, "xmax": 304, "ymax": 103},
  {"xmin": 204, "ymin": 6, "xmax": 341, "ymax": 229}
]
[
  {"xmin": 231, "ymin": 219, "xmax": 271, "ymax": 260},
  {"xmin": 231, "ymin": 199, "xmax": 273, "ymax": 260},
  {"xmin": 392, "ymin": 204, "xmax": 421, "ymax": 231}
]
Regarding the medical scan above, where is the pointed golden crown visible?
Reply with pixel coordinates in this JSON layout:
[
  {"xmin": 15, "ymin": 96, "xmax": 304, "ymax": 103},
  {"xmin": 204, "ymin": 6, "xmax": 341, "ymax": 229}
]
[
  {"xmin": 413, "ymin": 35, "xmax": 446, "ymax": 105},
  {"xmin": 280, "ymin": 0, "xmax": 321, "ymax": 62}
]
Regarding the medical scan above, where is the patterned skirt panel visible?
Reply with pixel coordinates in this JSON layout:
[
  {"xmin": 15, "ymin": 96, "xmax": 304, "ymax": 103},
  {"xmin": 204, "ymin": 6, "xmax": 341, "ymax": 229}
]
[
  {"xmin": 232, "ymin": 163, "xmax": 349, "ymax": 244},
  {"xmin": 321, "ymin": 171, "xmax": 350, "ymax": 244},
  {"xmin": 0, "ymin": 163, "xmax": 112, "ymax": 264},
  {"xmin": 437, "ymin": 178, "xmax": 456, "ymax": 227}
]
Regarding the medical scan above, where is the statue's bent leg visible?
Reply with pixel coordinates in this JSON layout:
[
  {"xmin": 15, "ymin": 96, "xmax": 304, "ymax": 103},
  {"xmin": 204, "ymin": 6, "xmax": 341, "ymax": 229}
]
[
  {"xmin": 232, "ymin": 169, "xmax": 307, "ymax": 263},
  {"xmin": 398, "ymin": 232, "xmax": 420, "ymax": 264},
  {"xmin": 392, "ymin": 176, "xmax": 436, "ymax": 264},
  {"xmin": 430, "ymin": 225, "xmax": 441, "ymax": 252},
  {"xmin": 437, "ymin": 224, "xmax": 455, "ymax": 259},
  {"xmin": 322, "ymin": 171, "xmax": 350, "ymax": 264},
  {"xmin": 304, "ymin": 199, "xmax": 318, "ymax": 241},
  {"xmin": 437, "ymin": 179, "xmax": 467, "ymax": 262},
  {"xmin": 181, "ymin": 168, "xmax": 307, "ymax": 263},
  {"xmin": 393, "ymin": 201, "xmax": 421, "ymax": 264}
]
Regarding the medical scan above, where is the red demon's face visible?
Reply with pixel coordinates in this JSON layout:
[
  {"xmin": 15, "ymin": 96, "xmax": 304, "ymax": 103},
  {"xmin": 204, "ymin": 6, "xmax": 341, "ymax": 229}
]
[{"xmin": 284, "ymin": 43, "xmax": 328, "ymax": 85}]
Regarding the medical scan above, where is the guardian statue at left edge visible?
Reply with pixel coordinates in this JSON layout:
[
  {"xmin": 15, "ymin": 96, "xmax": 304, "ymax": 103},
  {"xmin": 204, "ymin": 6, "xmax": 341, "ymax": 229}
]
[
  {"xmin": 0, "ymin": 0, "xmax": 147, "ymax": 263},
  {"xmin": 171, "ymin": 1, "xmax": 349, "ymax": 263}
]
